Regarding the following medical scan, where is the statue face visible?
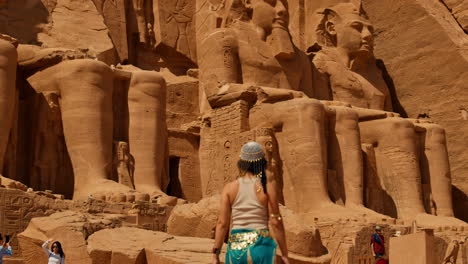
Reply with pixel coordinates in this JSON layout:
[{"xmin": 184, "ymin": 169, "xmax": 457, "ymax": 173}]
[
  {"xmin": 331, "ymin": 15, "xmax": 374, "ymax": 55},
  {"xmin": 251, "ymin": 0, "xmax": 289, "ymax": 32}
]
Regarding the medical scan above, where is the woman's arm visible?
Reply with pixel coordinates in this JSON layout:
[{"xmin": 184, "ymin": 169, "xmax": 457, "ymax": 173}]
[
  {"xmin": 267, "ymin": 179, "xmax": 289, "ymax": 262},
  {"xmin": 42, "ymin": 239, "xmax": 52, "ymax": 255},
  {"xmin": 212, "ymin": 185, "xmax": 232, "ymax": 263}
]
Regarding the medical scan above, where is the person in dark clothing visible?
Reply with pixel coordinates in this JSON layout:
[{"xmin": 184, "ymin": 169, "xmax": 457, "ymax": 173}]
[
  {"xmin": 370, "ymin": 225, "xmax": 386, "ymax": 262},
  {"xmin": 0, "ymin": 234, "xmax": 12, "ymax": 264}
]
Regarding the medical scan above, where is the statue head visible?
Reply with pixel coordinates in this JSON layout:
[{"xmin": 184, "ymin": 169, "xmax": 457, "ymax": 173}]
[
  {"xmin": 223, "ymin": 0, "xmax": 295, "ymax": 58},
  {"xmin": 315, "ymin": 2, "xmax": 374, "ymax": 56},
  {"xmin": 223, "ymin": 0, "xmax": 289, "ymax": 33},
  {"xmin": 115, "ymin": 141, "xmax": 130, "ymax": 160}
]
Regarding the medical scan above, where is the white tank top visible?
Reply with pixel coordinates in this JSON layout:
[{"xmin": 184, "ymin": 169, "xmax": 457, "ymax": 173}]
[{"xmin": 231, "ymin": 177, "xmax": 269, "ymax": 230}]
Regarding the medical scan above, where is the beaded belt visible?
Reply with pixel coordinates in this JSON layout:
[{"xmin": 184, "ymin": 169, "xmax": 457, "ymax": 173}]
[{"xmin": 228, "ymin": 229, "xmax": 271, "ymax": 250}]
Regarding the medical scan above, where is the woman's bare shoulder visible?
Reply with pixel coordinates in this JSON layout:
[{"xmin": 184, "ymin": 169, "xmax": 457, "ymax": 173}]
[
  {"xmin": 222, "ymin": 179, "xmax": 239, "ymax": 201},
  {"xmin": 224, "ymin": 179, "xmax": 239, "ymax": 192}
]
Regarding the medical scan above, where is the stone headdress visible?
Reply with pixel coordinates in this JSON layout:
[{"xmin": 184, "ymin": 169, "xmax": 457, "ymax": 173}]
[{"xmin": 307, "ymin": 1, "xmax": 369, "ymax": 52}]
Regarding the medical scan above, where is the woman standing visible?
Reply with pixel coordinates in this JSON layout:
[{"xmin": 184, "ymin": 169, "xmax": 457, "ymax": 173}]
[
  {"xmin": 42, "ymin": 239, "xmax": 65, "ymax": 264},
  {"xmin": 211, "ymin": 142, "xmax": 289, "ymax": 264}
]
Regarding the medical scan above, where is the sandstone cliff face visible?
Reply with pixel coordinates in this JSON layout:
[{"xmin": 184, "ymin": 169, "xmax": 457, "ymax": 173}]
[
  {"xmin": 362, "ymin": 0, "xmax": 468, "ymax": 220},
  {"xmin": 0, "ymin": 0, "xmax": 115, "ymax": 62},
  {"xmin": 441, "ymin": 0, "xmax": 468, "ymax": 32}
]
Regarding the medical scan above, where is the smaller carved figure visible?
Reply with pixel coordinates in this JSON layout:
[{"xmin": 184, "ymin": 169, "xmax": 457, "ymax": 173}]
[
  {"xmin": 429, "ymin": 193, "xmax": 437, "ymax": 216},
  {"xmin": 164, "ymin": 0, "xmax": 195, "ymax": 59},
  {"xmin": 443, "ymin": 240, "xmax": 459, "ymax": 264},
  {"xmin": 411, "ymin": 220, "xmax": 418, "ymax": 234},
  {"xmin": 133, "ymin": 0, "xmax": 149, "ymax": 44},
  {"xmin": 114, "ymin": 141, "xmax": 135, "ymax": 189}
]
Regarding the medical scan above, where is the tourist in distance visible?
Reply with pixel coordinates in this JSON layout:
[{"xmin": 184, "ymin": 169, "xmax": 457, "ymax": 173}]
[
  {"xmin": 211, "ymin": 142, "xmax": 289, "ymax": 264},
  {"xmin": 42, "ymin": 239, "xmax": 65, "ymax": 264},
  {"xmin": 370, "ymin": 226, "xmax": 388, "ymax": 264},
  {"xmin": 0, "ymin": 234, "xmax": 12, "ymax": 264}
]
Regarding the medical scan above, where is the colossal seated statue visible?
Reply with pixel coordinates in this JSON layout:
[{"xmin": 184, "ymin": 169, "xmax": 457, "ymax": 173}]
[
  {"xmin": 0, "ymin": 35, "xmax": 18, "ymax": 179},
  {"xmin": 199, "ymin": 0, "xmax": 335, "ymax": 212},
  {"xmin": 0, "ymin": 37, "xmax": 169, "ymax": 200},
  {"xmin": 309, "ymin": 2, "xmax": 454, "ymax": 219}
]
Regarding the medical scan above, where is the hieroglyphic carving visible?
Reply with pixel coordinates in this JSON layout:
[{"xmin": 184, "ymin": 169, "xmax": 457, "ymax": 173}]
[
  {"xmin": 199, "ymin": 101, "xmax": 282, "ymax": 196},
  {"xmin": 133, "ymin": 201, "xmax": 171, "ymax": 232},
  {"xmin": 153, "ymin": 0, "xmax": 197, "ymax": 61},
  {"xmin": 0, "ymin": 189, "xmax": 69, "ymax": 256}
]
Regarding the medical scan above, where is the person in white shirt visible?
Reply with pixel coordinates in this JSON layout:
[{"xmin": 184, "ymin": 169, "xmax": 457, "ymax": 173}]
[{"xmin": 42, "ymin": 239, "xmax": 65, "ymax": 264}]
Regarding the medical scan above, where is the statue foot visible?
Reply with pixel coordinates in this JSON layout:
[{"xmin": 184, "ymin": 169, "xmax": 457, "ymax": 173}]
[
  {"xmin": 346, "ymin": 204, "xmax": 392, "ymax": 220},
  {"xmin": 303, "ymin": 203, "xmax": 392, "ymax": 223},
  {"xmin": 134, "ymin": 185, "xmax": 175, "ymax": 200},
  {"xmin": 74, "ymin": 179, "xmax": 150, "ymax": 203},
  {"xmin": 413, "ymin": 213, "xmax": 466, "ymax": 228},
  {"xmin": 133, "ymin": 187, "xmax": 183, "ymax": 206}
]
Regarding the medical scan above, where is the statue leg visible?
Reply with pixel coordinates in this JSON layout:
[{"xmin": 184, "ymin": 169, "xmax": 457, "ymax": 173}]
[
  {"xmin": 415, "ymin": 122, "xmax": 454, "ymax": 217},
  {"xmin": 28, "ymin": 59, "xmax": 132, "ymax": 200},
  {"xmin": 0, "ymin": 39, "xmax": 17, "ymax": 173},
  {"xmin": 359, "ymin": 117, "xmax": 426, "ymax": 219},
  {"xmin": 251, "ymin": 98, "xmax": 331, "ymax": 212},
  {"xmin": 328, "ymin": 106, "xmax": 364, "ymax": 207},
  {"xmin": 128, "ymin": 71, "xmax": 168, "ymax": 196}
]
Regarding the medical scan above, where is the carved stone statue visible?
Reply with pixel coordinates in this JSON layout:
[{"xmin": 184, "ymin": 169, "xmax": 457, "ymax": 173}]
[
  {"xmin": 125, "ymin": 0, "xmax": 196, "ymax": 61},
  {"xmin": 310, "ymin": 2, "xmax": 454, "ymax": 219},
  {"xmin": 114, "ymin": 141, "xmax": 135, "ymax": 189},
  {"xmin": 443, "ymin": 240, "xmax": 459, "ymax": 264},
  {"xmin": 199, "ymin": 0, "xmax": 333, "ymax": 212},
  {"xmin": 132, "ymin": 0, "xmax": 152, "ymax": 44},
  {"xmin": 0, "ymin": 35, "xmax": 18, "ymax": 178},
  {"xmin": 0, "ymin": 37, "xmax": 170, "ymax": 201},
  {"xmin": 31, "ymin": 92, "xmax": 64, "ymax": 192}
]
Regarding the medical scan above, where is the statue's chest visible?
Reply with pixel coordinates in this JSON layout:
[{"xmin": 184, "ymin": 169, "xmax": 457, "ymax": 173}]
[
  {"xmin": 329, "ymin": 66, "xmax": 386, "ymax": 109},
  {"xmin": 238, "ymin": 39, "xmax": 290, "ymax": 89}
]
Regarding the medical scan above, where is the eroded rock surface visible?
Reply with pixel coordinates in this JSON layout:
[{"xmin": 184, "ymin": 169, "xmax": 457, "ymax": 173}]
[{"xmin": 0, "ymin": 0, "xmax": 115, "ymax": 62}]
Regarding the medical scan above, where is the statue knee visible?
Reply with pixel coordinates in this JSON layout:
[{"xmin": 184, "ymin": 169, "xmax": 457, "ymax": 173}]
[
  {"xmin": 334, "ymin": 107, "xmax": 359, "ymax": 131},
  {"xmin": 129, "ymin": 71, "xmax": 166, "ymax": 99},
  {"xmin": 293, "ymin": 98, "xmax": 325, "ymax": 121},
  {"xmin": 60, "ymin": 59, "xmax": 112, "ymax": 76},
  {"xmin": 57, "ymin": 59, "xmax": 113, "ymax": 94},
  {"xmin": 0, "ymin": 40, "xmax": 17, "ymax": 68},
  {"xmin": 386, "ymin": 118, "xmax": 417, "ymax": 140},
  {"xmin": 420, "ymin": 123, "xmax": 447, "ymax": 146}
]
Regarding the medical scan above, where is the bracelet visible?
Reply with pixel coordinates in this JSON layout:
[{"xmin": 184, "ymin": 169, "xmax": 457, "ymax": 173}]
[
  {"xmin": 212, "ymin": 247, "xmax": 221, "ymax": 255},
  {"xmin": 270, "ymin": 213, "xmax": 282, "ymax": 221}
]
